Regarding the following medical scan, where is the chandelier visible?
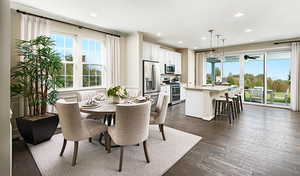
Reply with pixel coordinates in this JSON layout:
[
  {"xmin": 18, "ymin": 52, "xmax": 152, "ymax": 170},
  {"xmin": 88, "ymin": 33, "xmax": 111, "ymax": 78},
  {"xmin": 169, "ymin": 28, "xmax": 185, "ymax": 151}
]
[{"xmin": 206, "ymin": 29, "xmax": 224, "ymax": 63}]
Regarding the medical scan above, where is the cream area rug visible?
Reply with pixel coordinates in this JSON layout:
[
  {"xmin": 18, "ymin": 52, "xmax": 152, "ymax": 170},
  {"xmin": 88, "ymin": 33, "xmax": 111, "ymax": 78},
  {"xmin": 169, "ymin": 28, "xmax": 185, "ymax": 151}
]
[{"xmin": 28, "ymin": 126, "xmax": 201, "ymax": 176}]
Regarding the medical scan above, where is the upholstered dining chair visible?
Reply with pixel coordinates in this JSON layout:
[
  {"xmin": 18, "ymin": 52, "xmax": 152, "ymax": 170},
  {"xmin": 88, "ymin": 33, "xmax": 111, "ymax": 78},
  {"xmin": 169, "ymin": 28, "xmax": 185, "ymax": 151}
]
[
  {"xmin": 55, "ymin": 99, "xmax": 108, "ymax": 166},
  {"xmin": 150, "ymin": 93, "xmax": 170, "ymax": 141},
  {"xmin": 77, "ymin": 90, "xmax": 106, "ymax": 120},
  {"xmin": 107, "ymin": 101, "xmax": 151, "ymax": 172}
]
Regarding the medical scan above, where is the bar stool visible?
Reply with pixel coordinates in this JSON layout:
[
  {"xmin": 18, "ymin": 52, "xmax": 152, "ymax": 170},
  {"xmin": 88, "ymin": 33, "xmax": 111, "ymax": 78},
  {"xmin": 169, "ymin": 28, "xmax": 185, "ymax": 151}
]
[
  {"xmin": 235, "ymin": 91, "xmax": 243, "ymax": 112},
  {"xmin": 214, "ymin": 93, "xmax": 236, "ymax": 124}
]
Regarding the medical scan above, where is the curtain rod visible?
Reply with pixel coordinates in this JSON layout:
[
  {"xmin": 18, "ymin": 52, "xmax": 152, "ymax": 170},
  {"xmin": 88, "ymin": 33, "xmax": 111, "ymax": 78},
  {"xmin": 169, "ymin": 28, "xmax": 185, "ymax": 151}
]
[
  {"xmin": 274, "ymin": 40, "xmax": 300, "ymax": 45},
  {"xmin": 16, "ymin": 9, "xmax": 121, "ymax": 38}
]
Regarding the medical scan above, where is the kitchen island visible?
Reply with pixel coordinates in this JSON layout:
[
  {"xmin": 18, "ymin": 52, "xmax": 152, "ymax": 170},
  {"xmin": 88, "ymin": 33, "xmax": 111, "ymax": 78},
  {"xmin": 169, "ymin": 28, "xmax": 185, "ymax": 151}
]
[{"xmin": 184, "ymin": 85, "xmax": 237, "ymax": 120}]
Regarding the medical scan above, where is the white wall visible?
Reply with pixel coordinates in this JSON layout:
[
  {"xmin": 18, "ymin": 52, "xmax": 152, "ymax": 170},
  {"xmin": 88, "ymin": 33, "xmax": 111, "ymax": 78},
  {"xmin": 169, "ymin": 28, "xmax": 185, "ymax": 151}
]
[{"xmin": 0, "ymin": 0, "xmax": 12, "ymax": 175}]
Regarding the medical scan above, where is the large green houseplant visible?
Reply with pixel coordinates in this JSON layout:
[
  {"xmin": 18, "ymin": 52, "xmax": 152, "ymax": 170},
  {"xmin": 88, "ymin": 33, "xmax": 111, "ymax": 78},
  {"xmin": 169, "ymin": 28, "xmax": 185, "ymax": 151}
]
[{"xmin": 11, "ymin": 35, "xmax": 63, "ymax": 144}]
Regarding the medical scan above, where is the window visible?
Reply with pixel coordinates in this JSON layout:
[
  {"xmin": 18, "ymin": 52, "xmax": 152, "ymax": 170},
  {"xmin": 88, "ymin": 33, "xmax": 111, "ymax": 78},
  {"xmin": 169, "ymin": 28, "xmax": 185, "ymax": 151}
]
[
  {"xmin": 266, "ymin": 51, "xmax": 291, "ymax": 106},
  {"xmin": 222, "ymin": 56, "xmax": 240, "ymax": 86},
  {"xmin": 51, "ymin": 34, "xmax": 74, "ymax": 88},
  {"xmin": 82, "ymin": 40, "xmax": 104, "ymax": 87},
  {"xmin": 51, "ymin": 34, "xmax": 105, "ymax": 89},
  {"xmin": 205, "ymin": 59, "xmax": 221, "ymax": 84}
]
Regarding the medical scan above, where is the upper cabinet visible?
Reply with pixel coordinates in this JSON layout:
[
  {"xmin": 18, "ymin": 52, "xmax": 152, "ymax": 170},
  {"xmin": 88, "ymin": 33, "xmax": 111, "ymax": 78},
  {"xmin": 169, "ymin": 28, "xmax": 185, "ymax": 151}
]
[
  {"xmin": 143, "ymin": 41, "xmax": 182, "ymax": 75},
  {"xmin": 143, "ymin": 42, "xmax": 160, "ymax": 61}
]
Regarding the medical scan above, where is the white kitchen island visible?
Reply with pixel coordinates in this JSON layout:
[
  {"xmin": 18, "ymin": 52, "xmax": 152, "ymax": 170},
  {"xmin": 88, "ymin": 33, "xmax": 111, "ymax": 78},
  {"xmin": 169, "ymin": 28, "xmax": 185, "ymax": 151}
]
[{"xmin": 185, "ymin": 85, "xmax": 236, "ymax": 120}]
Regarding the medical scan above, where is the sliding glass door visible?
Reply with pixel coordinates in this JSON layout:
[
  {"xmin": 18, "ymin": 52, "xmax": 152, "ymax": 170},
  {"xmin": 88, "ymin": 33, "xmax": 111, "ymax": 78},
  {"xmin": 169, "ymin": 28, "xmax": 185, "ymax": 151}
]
[
  {"xmin": 203, "ymin": 50, "xmax": 291, "ymax": 107},
  {"xmin": 266, "ymin": 52, "xmax": 291, "ymax": 106},
  {"xmin": 243, "ymin": 54, "xmax": 265, "ymax": 104}
]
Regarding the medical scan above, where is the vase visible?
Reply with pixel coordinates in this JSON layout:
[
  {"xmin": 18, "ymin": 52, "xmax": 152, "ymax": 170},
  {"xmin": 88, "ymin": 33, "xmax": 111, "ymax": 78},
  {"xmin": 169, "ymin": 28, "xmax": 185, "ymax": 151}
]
[{"xmin": 112, "ymin": 96, "xmax": 124, "ymax": 104}]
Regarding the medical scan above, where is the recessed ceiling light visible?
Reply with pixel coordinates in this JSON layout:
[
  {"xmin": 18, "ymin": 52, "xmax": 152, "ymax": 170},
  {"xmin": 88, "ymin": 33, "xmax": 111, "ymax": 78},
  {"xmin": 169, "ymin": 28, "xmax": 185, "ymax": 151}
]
[
  {"xmin": 90, "ymin": 12, "xmax": 97, "ymax": 17},
  {"xmin": 178, "ymin": 41, "xmax": 183, "ymax": 44},
  {"xmin": 156, "ymin": 32, "xmax": 161, "ymax": 37},
  {"xmin": 234, "ymin": 12, "xmax": 244, "ymax": 18},
  {"xmin": 245, "ymin": 29, "xmax": 252, "ymax": 33},
  {"xmin": 194, "ymin": 47, "xmax": 198, "ymax": 49},
  {"xmin": 201, "ymin": 37, "xmax": 207, "ymax": 40},
  {"xmin": 250, "ymin": 39, "xmax": 255, "ymax": 42}
]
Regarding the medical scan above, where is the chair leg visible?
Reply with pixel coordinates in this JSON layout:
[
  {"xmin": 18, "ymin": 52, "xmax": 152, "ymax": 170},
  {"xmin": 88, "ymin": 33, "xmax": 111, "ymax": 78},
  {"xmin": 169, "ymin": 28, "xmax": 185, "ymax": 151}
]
[
  {"xmin": 143, "ymin": 140, "xmax": 150, "ymax": 163},
  {"xmin": 72, "ymin": 141, "xmax": 79, "ymax": 166},
  {"xmin": 89, "ymin": 137, "xmax": 92, "ymax": 143},
  {"xmin": 119, "ymin": 146, "xmax": 124, "ymax": 172},
  {"xmin": 107, "ymin": 134, "xmax": 111, "ymax": 153},
  {"xmin": 159, "ymin": 124, "xmax": 166, "ymax": 141},
  {"xmin": 104, "ymin": 132, "xmax": 108, "ymax": 151},
  {"xmin": 99, "ymin": 133, "xmax": 104, "ymax": 144},
  {"xmin": 60, "ymin": 139, "xmax": 67, "ymax": 156}
]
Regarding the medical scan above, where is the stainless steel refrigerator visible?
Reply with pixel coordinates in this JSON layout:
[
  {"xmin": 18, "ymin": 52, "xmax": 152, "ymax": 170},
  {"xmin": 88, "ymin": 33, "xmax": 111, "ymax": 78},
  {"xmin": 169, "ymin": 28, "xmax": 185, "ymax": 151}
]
[{"xmin": 142, "ymin": 60, "xmax": 160, "ymax": 106}]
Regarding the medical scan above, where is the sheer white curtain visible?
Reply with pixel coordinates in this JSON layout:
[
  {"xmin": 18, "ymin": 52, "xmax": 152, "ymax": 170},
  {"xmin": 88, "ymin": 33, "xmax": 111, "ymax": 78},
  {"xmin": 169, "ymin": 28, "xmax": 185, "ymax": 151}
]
[
  {"xmin": 106, "ymin": 35, "xmax": 121, "ymax": 88},
  {"xmin": 20, "ymin": 14, "xmax": 50, "ymax": 41},
  {"xmin": 291, "ymin": 42, "xmax": 300, "ymax": 111}
]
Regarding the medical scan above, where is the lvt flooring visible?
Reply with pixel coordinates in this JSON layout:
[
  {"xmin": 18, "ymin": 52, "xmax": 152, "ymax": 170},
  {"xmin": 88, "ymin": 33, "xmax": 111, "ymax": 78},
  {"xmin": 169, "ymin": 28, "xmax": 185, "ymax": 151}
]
[{"xmin": 12, "ymin": 103, "xmax": 300, "ymax": 176}]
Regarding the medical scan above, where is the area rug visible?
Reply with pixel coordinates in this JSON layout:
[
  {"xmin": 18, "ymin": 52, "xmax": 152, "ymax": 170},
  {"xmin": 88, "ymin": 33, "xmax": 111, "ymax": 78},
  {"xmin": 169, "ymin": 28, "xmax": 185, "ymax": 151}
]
[{"xmin": 28, "ymin": 126, "xmax": 201, "ymax": 176}]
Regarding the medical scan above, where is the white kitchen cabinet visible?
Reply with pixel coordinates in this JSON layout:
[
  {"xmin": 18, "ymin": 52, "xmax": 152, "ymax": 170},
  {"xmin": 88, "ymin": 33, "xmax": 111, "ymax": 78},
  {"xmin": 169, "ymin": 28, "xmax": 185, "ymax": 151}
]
[
  {"xmin": 143, "ymin": 42, "xmax": 160, "ymax": 61},
  {"xmin": 158, "ymin": 48, "xmax": 166, "ymax": 74},
  {"xmin": 176, "ymin": 53, "xmax": 182, "ymax": 74},
  {"xmin": 180, "ymin": 85, "xmax": 186, "ymax": 101}
]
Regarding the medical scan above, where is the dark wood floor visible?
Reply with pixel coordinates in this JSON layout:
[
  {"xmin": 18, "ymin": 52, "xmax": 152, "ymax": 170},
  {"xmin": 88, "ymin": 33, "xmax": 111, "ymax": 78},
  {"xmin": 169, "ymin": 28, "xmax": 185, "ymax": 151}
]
[{"xmin": 13, "ymin": 103, "xmax": 300, "ymax": 176}]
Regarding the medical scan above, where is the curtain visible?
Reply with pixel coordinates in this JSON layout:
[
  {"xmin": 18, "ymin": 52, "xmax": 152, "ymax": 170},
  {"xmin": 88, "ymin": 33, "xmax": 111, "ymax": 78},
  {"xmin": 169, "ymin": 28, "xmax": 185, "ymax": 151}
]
[
  {"xmin": 20, "ymin": 14, "xmax": 50, "ymax": 41},
  {"xmin": 19, "ymin": 14, "xmax": 50, "ymax": 114},
  {"xmin": 291, "ymin": 42, "xmax": 300, "ymax": 111},
  {"xmin": 106, "ymin": 35, "xmax": 121, "ymax": 88}
]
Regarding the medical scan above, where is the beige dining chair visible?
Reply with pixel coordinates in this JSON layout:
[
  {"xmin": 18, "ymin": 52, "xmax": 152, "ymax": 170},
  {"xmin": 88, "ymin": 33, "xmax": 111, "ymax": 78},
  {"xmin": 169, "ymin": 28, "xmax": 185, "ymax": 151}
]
[
  {"xmin": 55, "ymin": 99, "xmax": 108, "ymax": 166},
  {"xmin": 150, "ymin": 93, "xmax": 170, "ymax": 141},
  {"xmin": 77, "ymin": 90, "xmax": 106, "ymax": 120},
  {"xmin": 107, "ymin": 101, "xmax": 151, "ymax": 172}
]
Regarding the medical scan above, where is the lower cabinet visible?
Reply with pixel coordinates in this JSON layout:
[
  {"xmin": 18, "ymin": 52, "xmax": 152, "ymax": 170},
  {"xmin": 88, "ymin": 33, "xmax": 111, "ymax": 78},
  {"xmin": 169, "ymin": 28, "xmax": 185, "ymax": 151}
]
[{"xmin": 180, "ymin": 86, "xmax": 186, "ymax": 101}]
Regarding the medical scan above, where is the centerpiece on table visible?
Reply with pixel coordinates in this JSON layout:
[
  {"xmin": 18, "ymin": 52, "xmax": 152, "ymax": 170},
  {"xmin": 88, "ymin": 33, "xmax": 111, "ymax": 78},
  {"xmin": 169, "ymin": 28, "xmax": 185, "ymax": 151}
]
[{"xmin": 107, "ymin": 85, "xmax": 128, "ymax": 104}]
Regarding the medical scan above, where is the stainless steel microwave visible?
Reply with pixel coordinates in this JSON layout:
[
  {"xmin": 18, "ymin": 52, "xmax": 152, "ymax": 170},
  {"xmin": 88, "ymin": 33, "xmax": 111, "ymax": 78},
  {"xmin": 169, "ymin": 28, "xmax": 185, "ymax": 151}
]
[{"xmin": 165, "ymin": 64, "xmax": 175, "ymax": 74}]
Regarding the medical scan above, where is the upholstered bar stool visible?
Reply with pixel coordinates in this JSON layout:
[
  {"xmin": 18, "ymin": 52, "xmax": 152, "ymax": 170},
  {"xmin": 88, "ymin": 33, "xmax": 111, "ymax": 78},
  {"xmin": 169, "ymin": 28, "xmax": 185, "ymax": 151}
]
[
  {"xmin": 234, "ymin": 88, "xmax": 243, "ymax": 112},
  {"xmin": 214, "ymin": 93, "xmax": 236, "ymax": 124}
]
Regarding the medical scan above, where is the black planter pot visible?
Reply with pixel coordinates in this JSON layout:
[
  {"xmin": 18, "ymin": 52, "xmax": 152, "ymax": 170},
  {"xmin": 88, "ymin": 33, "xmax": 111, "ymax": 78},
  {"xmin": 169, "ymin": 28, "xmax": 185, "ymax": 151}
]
[{"xmin": 16, "ymin": 113, "xmax": 59, "ymax": 145}]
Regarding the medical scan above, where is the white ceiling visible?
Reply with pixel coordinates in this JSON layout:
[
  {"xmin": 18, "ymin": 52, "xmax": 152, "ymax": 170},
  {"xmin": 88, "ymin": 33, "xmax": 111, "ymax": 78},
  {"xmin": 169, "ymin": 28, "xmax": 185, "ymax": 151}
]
[{"xmin": 11, "ymin": 0, "xmax": 300, "ymax": 49}]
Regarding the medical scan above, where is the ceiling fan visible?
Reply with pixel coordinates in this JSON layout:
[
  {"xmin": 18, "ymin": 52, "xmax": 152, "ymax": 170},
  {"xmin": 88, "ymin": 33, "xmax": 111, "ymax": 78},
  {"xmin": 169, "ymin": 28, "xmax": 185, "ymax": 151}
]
[{"xmin": 244, "ymin": 55, "xmax": 259, "ymax": 60}]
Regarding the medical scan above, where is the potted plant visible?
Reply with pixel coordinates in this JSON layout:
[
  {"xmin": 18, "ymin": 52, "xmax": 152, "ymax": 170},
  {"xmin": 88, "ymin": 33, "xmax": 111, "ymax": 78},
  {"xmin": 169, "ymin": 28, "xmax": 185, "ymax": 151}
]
[
  {"xmin": 107, "ymin": 85, "xmax": 128, "ymax": 104},
  {"xmin": 11, "ymin": 35, "xmax": 63, "ymax": 145}
]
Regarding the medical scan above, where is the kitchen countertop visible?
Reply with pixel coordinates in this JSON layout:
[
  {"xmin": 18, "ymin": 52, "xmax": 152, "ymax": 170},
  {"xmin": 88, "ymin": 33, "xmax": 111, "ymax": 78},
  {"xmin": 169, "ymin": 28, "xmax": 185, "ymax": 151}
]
[{"xmin": 184, "ymin": 85, "xmax": 236, "ymax": 92}]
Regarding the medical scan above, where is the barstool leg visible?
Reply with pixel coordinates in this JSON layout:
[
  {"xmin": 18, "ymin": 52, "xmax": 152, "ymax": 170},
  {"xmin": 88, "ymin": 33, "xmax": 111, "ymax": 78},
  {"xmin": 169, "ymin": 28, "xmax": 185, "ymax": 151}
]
[
  {"xmin": 239, "ymin": 95, "xmax": 243, "ymax": 111},
  {"xmin": 227, "ymin": 103, "xmax": 231, "ymax": 124},
  {"xmin": 214, "ymin": 100, "xmax": 218, "ymax": 120}
]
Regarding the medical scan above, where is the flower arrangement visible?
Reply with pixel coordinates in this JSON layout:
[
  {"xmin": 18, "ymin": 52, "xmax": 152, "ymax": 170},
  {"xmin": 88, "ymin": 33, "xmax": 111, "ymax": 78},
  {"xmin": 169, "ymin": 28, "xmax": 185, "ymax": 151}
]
[{"xmin": 107, "ymin": 85, "xmax": 128, "ymax": 98}]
